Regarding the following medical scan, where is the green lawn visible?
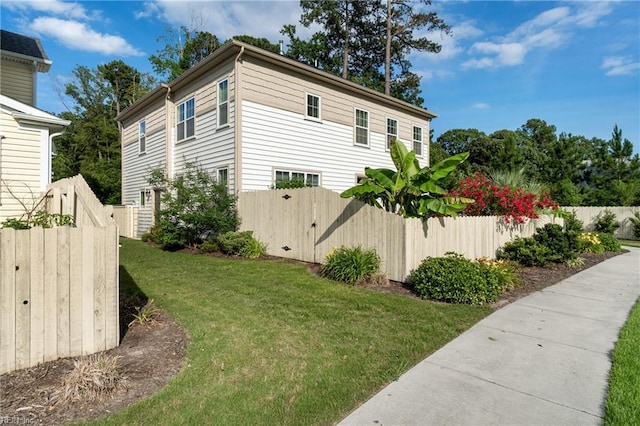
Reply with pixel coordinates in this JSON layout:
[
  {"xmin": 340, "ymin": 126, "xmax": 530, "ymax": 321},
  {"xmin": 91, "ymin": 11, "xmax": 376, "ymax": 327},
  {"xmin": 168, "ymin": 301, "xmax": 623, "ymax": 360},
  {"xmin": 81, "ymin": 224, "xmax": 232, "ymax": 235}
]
[
  {"xmin": 619, "ymin": 239, "xmax": 640, "ymax": 248},
  {"xmin": 605, "ymin": 298, "xmax": 640, "ymax": 425},
  {"xmin": 91, "ymin": 239, "xmax": 491, "ymax": 425}
]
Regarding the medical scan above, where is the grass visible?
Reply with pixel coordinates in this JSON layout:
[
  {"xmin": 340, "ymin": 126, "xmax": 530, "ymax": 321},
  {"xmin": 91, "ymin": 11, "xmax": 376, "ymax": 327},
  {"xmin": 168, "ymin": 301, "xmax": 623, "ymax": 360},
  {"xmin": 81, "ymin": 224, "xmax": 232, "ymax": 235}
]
[
  {"xmin": 619, "ymin": 239, "xmax": 640, "ymax": 248},
  {"xmin": 91, "ymin": 239, "xmax": 491, "ymax": 425},
  {"xmin": 605, "ymin": 298, "xmax": 640, "ymax": 425}
]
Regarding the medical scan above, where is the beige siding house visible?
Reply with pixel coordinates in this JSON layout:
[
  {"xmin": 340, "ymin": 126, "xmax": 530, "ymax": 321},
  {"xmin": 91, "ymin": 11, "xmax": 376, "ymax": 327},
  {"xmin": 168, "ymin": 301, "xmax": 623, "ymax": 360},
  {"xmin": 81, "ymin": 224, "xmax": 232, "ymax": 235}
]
[
  {"xmin": 0, "ymin": 30, "xmax": 69, "ymax": 221},
  {"xmin": 117, "ymin": 40, "xmax": 437, "ymax": 233}
]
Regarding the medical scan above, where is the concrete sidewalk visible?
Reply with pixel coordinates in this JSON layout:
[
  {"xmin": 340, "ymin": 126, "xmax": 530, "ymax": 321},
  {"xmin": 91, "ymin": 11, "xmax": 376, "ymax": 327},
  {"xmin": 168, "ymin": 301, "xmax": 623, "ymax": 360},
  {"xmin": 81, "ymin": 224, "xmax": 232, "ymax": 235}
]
[{"xmin": 340, "ymin": 248, "xmax": 640, "ymax": 426}]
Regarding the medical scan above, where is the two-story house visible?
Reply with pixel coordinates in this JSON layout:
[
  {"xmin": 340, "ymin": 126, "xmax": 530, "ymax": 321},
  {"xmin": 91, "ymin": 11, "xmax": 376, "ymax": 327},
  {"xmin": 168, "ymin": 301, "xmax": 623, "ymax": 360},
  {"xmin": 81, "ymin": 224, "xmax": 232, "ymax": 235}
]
[
  {"xmin": 0, "ymin": 29, "xmax": 70, "ymax": 221},
  {"xmin": 117, "ymin": 40, "xmax": 436, "ymax": 231}
]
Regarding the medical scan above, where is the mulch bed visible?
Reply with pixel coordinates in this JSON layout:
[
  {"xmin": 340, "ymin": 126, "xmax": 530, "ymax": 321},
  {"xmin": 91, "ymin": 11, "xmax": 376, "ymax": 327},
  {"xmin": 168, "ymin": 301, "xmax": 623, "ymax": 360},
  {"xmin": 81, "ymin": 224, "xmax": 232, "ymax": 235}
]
[{"xmin": 0, "ymin": 251, "xmax": 621, "ymax": 425}]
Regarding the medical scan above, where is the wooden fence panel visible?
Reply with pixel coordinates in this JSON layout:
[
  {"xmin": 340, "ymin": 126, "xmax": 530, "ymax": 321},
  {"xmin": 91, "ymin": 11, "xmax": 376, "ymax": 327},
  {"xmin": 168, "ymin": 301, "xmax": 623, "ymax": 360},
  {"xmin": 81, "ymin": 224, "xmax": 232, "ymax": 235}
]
[
  {"xmin": 568, "ymin": 206, "xmax": 639, "ymax": 239},
  {"xmin": 0, "ymin": 225, "xmax": 119, "ymax": 375},
  {"xmin": 239, "ymin": 188, "xmax": 564, "ymax": 282}
]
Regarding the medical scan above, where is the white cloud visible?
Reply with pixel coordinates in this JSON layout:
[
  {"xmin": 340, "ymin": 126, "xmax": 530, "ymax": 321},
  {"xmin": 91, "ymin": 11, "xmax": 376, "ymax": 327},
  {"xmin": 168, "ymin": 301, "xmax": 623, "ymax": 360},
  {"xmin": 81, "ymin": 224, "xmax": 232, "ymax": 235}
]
[
  {"xmin": 137, "ymin": 0, "xmax": 304, "ymax": 43},
  {"xmin": 602, "ymin": 56, "xmax": 640, "ymax": 76},
  {"xmin": 572, "ymin": 1, "xmax": 614, "ymax": 28},
  {"xmin": 2, "ymin": 0, "xmax": 90, "ymax": 20},
  {"xmin": 472, "ymin": 102, "xmax": 490, "ymax": 109},
  {"xmin": 422, "ymin": 20, "xmax": 483, "ymax": 61},
  {"xmin": 464, "ymin": 42, "xmax": 526, "ymax": 68},
  {"xmin": 29, "ymin": 17, "xmax": 144, "ymax": 56}
]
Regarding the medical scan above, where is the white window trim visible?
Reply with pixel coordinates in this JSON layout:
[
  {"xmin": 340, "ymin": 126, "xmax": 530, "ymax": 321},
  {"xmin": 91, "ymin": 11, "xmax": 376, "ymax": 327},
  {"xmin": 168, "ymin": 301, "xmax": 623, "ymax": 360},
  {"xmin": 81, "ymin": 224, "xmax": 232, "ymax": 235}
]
[
  {"xmin": 386, "ymin": 117, "xmax": 398, "ymax": 151},
  {"xmin": 177, "ymin": 97, "xmax": 196, "ymax": 142},
  {"xmin": 273, "ymin": 168, "xmax": 321, "ymax": 187},
  {"xmin": 139, "ymin": 189, "xmax": 151, "ymax": 207},
  {"xmin": 413, "ymin": 125, "xmax": 424, "ymax": 158},
  {"xmin": 354, "ymin": 107, "xmax": 370, "ymax": 147},
  {"xmin": 138, "ymin": 120, "xmax": 146, "ymax": 155},
  {"xmin": 217, "ymin": 78, "xmax": 229, "ymax": 129},
  {"xmin": 217, "ymin": 167, "xmax": 228, "ymax": 188},
  {"xmin": 305, "ymin": 92, "xmax": 322, "ymax": 122}
]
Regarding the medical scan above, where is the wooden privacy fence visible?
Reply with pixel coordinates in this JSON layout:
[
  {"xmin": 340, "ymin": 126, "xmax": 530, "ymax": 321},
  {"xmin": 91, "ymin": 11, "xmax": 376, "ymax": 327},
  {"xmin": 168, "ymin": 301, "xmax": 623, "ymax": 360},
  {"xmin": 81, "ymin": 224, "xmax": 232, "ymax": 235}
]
[
  {"xmin": 568, "ymin": 206, "xmax": 639, "ymax": 240},
  {"xmin": 238, "ymin": 187, "xmax": 560, "ymax": 282},
  {"xmin": 0, "ymin": 225, "xmax": 119, "ymax": 375},
  {"xmin": 44, "ymin": 174, "xmax": 115, "ymax": 227}
]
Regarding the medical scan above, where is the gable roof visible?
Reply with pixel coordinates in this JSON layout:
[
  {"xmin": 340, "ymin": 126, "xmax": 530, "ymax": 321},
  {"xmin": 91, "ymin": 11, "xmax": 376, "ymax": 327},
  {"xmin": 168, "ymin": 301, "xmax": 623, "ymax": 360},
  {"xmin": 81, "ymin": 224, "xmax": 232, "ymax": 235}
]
[
  {"xmin": 118, "ymin": 40, "xmax": 437, "ymax": 122},
  {"xmin": 1, "ymin": 94, "xmax": 70, "ymax": 129},
  {"xmin": 1, "ymin": 29, "xmax": 52, "ymax": 72}
]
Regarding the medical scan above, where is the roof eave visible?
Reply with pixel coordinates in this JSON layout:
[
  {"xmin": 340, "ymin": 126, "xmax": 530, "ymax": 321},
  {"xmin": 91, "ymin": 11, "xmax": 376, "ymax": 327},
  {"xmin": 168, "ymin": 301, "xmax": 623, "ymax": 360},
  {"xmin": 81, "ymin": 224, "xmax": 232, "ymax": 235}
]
[{"xmin": 1, "ymin": 50, "xmax": 52, "ymax": 72}]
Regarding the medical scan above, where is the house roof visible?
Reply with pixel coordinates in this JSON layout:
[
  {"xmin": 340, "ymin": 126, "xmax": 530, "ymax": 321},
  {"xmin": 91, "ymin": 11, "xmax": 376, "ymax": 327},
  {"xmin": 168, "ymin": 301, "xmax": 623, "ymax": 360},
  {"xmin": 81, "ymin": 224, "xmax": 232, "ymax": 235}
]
[
  {"xmin": 1, "ymin": 94, "xmax": 70, "ymax": 129},
  {"xmin": 117, "ymin": 39, "xmax": 437, "ymax": 122},
  {"xmin": 1, "ymin": 29, "xmax": 52, "ymax": 72}
]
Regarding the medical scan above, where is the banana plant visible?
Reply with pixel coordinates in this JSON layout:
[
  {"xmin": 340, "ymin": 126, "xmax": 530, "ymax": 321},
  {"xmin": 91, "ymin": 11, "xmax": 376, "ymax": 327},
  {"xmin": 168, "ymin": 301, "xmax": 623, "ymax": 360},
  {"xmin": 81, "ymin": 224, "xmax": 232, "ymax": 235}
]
[{"xmin": 341, "ymin": 139, "xmax": 473, "ymax": 218}]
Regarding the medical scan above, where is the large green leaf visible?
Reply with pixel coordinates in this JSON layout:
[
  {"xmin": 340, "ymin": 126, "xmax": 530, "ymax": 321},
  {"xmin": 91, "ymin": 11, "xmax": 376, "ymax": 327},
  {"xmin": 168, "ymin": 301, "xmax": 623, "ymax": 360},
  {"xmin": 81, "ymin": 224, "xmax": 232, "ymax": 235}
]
[{"xmin": 430, "ymin": 151, "xmax": 469, "ymax": 181}]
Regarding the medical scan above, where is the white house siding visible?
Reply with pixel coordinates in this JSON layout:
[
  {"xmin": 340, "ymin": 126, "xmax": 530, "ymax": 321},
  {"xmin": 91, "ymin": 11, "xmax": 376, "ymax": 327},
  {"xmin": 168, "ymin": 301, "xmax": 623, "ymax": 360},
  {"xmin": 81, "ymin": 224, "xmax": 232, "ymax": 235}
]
[
  {"xmin": 121, "ymin": 129, "xmax": 166, "ymax": 205},
  {"xmin": 137, "ymin": 207, "xmax": 153, "ymax": 237},
  {"xmin": 172, "ymin": 105, "xmax": 235, "ymax": 188},
  {"xmin": 0, "ymin": 112, "xmax": 45, "ymax": 220},
  {"xmin": 240, "ymin": 100, "xmax": 403, "ymax": 193},
  {"xmin": 241, "ymin": 56, "xmax": 431, "ymax": 161},
  {"xmin": 0, "ymin": 62, "xmax": 34, "ymax": 106}
]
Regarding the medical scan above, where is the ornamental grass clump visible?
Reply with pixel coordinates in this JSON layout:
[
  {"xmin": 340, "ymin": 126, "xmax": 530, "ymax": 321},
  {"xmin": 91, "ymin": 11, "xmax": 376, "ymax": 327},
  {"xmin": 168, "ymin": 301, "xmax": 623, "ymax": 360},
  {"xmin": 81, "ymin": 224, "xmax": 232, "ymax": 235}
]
[
  {"xmin": 59, "ymin": 354, "xmax": 124, "ymax": 402},
  {"xmin": 322, "ymin": 246, "xmax": 381, "ymax": 285}
]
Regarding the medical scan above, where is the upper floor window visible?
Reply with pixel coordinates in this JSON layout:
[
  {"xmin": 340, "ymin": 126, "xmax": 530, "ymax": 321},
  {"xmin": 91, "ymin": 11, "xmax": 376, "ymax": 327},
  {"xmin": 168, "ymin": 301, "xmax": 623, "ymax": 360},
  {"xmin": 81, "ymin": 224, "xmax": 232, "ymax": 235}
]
[
  {"xmin": 306, "ymin": 93, "xmax": 321, "ymax": 120},
  {"xmin": 413, "ymin": 126, "xmax": 423, "ymax": 157},
  {"xmin": 386, "ymin": 118, "xmax": 398, "ymax": 150},
  {"xmin": 177, "ymin": 98, "xmax": 195, "ymax": 141},
  {"xmin": 354, "ymin": 108, "xmax": 369, "ymax": 146},
  {"xmin": 139, "ymin": 120, "xmax": 146, "ymax": 154},
  {"xmin": 218, "ymin": 79, "xmax": 229, "ymax": 127}
]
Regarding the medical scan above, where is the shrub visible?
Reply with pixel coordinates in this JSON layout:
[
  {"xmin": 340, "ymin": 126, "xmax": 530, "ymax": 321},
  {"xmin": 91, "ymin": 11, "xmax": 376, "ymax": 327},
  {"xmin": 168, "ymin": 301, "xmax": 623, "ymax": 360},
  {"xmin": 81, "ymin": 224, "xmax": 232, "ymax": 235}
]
[
  {"xmin": 576, "ymin": 232, "xmax": 605, "ymax": 254},
  {"xmin": 217, "ymin": 231, "xmax": 267, "ymax": 258},
  {"xmin": 273, "ymin": 178, "xmax": 311, "ymax": 189},
  {"xmin": 477, "ymin": 257, "xmax": 520, "ymax": 292},
  {"xmin": 449, "ymin": 172, "xmax": 558, "ymax": 224},
  {"xmin": 497, "ymin": 237, "xmax": 552, "ymax": 267},
  {"xmin": 199, "ymin": 239, "xmax": 220, "ymax": 254},
  {"xmin": 596, "ymin": 232, "xmax": 622, "ymax": 252},
  {"xmin": 533, "ymin": 223, "xmax": 576, "ymax": 262},
  {"xmin": 562, "ymin": 209, "xmax": 584, "ymax": 233},
  {"xmin": 629, "ymin": 211, "xmax": 640, "ymax": 239},
  {"xmin": 409, "ymin": 253, "xmax": 502, "ymax": 305},
  {"xmin": 322, "ymin": 246, "xmax": 381, "ymax": 285},
  {"xmin": 150, "ymin": 163, "xmax": 239, "ymax": 250},
  {"xmin": 60, "ymin": 353, "xmax": 124, "ymax": 402},
  {"xmin": 594, "ymin": 210, "xmax": 620, "ymax": 235},
  {"xmin": 141, "ymin": 224, "xmax": 163, "ymax": 244}
]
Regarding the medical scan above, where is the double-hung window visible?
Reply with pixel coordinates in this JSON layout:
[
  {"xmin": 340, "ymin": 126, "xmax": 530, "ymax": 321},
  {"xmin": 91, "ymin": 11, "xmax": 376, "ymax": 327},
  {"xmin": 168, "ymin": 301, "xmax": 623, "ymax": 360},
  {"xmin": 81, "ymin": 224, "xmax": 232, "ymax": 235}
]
[
  {"xmin": 138, "ymin": 120, "xmax": 146, "ymax": 154},
  {"xmin": 386, "ymin": 118, "xmax": 398, "ymax": 150},
  {"xmin": 306, "ymin": 93, "xmax": 321, "ymax": 120},
  {"xmin": 413, "ymin": 126, "xmax": 423, "ymax": 157},
  {"xmin": 218, "ymin": 79, "xmax": 229, "ymax": 127},
  {"xmin": 217, "ymin": 168, "xmax": 228, "ymax": 187},
  {"xmin": 354, "ymin": 108, "xmax": 369, "ymax": 146},
  {"xmin": 177, "ymin": 98, "xmax": 195, "ymax": 141}
]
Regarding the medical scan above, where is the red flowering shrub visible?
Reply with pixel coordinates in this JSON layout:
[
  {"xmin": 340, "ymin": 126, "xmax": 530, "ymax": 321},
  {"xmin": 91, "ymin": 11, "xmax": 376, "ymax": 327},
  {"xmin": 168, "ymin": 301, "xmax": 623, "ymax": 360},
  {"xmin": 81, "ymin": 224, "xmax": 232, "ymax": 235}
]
[{"xmin": 449, "ymin": 172, "xmax": 558, "ymax": 224}]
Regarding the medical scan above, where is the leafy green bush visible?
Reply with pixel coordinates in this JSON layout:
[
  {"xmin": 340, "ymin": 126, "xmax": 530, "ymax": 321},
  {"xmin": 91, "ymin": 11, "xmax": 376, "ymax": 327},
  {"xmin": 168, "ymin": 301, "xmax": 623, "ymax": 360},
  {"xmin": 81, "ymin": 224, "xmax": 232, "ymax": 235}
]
[
  {"xmin": 149, "ymin": 163, "xmax": 239, "ymax": 250},
  {"xmin": 576, "ymin": 232, "xmax": 605, "ymax": 254},
  {"xmin": 409, "ymin": 253, "xmax": 502, "ymax": 305},
  {"xmin": 533, "ymin": 223, "xmax": 576, "ymax": 262},
  {"xmin": 199, "ymin": 239, "xmax": 220, "ymax": 254},
  {"xmin": 1, "ymin": 211, "xmax": 73, "ymax": 229},
  {"xmin": 562, "ymin": 209, "xmax": 584, "ymax": 233},
  {"xmin": 498, "ymin": 237, "xmax": 552, "ymax": 267},
  {"xmin": 477, "ymin": 258, "xmax": 520, "ymax": 292},
  {"xmin": 141, "ymin": 224, "xmax": 162, "ymax": 244},
  {"xmin": 321, "ymin": 246, "xmax": 381, "ymax": 285},
  {"xmin": 629, "ymin": 211, "xmax": 640, "ymax": 239},
  {"xmin": 596, "ymin": 232, "xmax": 622, "ymax": 252},
  {"xmin": 273, "ymin": 178, "xmax": 311, "ymax": 189},
  {"xmin": 594, "ymin": 210, "xmax": 620, "ymax": 235},
  {"xmin": 217, "ymin": 231, "xmax": 267, "ymax": 258}
]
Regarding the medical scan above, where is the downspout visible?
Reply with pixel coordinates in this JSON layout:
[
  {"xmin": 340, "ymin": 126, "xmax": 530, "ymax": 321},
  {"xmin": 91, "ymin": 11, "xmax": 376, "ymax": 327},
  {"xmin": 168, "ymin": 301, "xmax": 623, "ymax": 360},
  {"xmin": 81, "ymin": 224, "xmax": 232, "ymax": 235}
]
[
  {"xmin": 162, "ymin": 83, "xmax": 173, "ymax": 179},
  {"xmin": 32, "ymin": 60, "xmax": 38, "ymax": 106},
  {"xmin": 48, "ymin": 131, "xmax": 66, "ymax": 185},
  {"xmin": 234, "ymin": 46, "xmax": 245, "ymax": 196}
]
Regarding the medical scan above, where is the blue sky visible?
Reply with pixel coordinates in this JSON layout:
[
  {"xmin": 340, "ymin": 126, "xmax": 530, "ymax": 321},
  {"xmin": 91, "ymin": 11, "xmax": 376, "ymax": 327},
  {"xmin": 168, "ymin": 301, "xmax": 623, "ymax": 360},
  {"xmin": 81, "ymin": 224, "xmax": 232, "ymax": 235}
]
[{"xmin": 2, "ymin": 0, "xmax": 639, "ymax": 153}]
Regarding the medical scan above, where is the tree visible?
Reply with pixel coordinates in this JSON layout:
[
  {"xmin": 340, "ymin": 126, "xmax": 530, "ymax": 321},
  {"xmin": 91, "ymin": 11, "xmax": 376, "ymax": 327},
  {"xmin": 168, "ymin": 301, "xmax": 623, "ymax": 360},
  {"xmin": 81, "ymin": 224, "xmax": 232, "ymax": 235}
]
[
  {"xmin": 232, "ymin": 35, "xmax": 280, "ymax": 53},
  {"xmin": 341, "ymin": 140, "xmax": 472, "ymax": 218},
  {"xmin": 384, "ymin": 0, "xmax": 450, "ymax": 96},
  {"xmin": 282, "ymin": 0, "xmax": 449, "ymax": 106},
  {"xmin": 53, "ymin": 61, "xmax": 155, "ymax": 203}
]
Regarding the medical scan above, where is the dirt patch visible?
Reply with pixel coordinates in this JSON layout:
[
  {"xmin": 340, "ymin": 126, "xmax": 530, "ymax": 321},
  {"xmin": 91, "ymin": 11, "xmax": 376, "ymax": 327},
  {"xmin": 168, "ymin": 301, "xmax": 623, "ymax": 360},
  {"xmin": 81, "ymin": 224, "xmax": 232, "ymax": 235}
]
[
  {"xmin": 0, "ymin": 309, "xmax": 187, "ymax": 425},
  {"xmin": 0, "ymin": 250, "xmax": 621, "ymax": 425}
]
